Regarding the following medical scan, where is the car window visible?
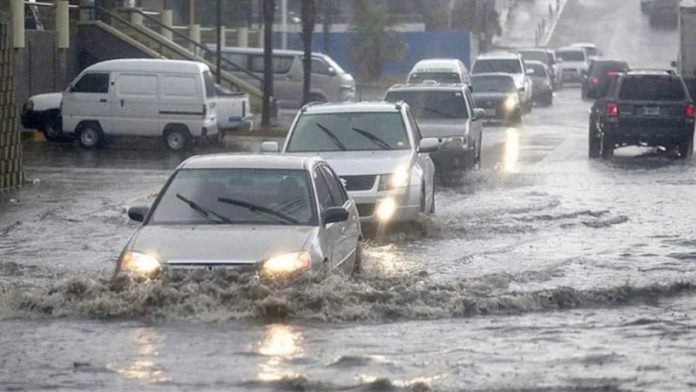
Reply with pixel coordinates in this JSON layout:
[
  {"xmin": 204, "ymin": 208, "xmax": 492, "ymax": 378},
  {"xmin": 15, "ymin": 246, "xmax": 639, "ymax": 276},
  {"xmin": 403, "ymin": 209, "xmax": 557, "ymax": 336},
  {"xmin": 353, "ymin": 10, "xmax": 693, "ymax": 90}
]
[
  {"xmin": 319, "ymin": 166, "xmax": 347, "ymax": 206},
  {"xmin": 405, "ymin": 110, "xmax": 422, "ymax": 142},
  {"xmin": 619, "ymin": 76, "xmax": 686, "ymax": 101},
  {"xmin": 408, "ymin": 72, "xmax": 462, "ymax": 84},
  {"xmin": 384, "ymin": 90, "xmax": 469, "ymax": 120},
  {"xmin": 286, "ymin": 112, "xmax": 410, "ymax": 152},
  {"xmin": 313, "ymin": 167, "xmax": 334, "ymax": 212},
  {"xmin": 249, "ymin": 55, "xmax": 294, "ymax": 74},
  {"xmin": 203, "ymin": 71, "xmax": 217, "ymax": 98},
  {"xmin": 150, "ymin": 169, "xmax": 316, "ymax": 226},
  {"xmin": 71, "ymin": 73, "xmax": 109, "ymax": 93},
  {"xmin": 526, "ymin": 63, "xmax": 547, "ymax": 77},
  {"xmin": 472, "ymin": 59, "xmax": 522, "ymax": 74},
  {"xmin": 310, "ymin": 58, "xmax": 333, "ymax": 75},
  {"xmin": 556, "ymin": 50, "xmax": 585, "ymax": 62}
]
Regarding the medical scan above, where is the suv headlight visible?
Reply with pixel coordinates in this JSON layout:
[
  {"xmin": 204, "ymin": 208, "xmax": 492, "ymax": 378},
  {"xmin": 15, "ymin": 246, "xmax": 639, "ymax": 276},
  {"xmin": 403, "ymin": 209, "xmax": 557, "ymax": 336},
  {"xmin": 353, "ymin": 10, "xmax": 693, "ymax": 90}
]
[
  {"xmin": 378, "ymin": 167, "xmax": 410, "ymax": 191},
  {"xmin": 119, "ymin": 251, "xmax": 162, "ymax": 278},
  {"xmin": 504, "ymin": 95, "xmax": 518, "ymax": 111},
  {"xmin": 262, "ymin": 251, "xmax": 311, "ymax": 276}
]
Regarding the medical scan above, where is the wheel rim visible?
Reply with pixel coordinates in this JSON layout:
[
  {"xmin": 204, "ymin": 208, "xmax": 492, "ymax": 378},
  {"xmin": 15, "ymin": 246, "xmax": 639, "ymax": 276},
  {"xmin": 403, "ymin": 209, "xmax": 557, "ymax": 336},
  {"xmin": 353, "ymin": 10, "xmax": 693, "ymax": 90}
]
[
  {"xmin": 81, "ymin": 128, "xmax": 98, "ymax": 146},
  {"xmin": 167, "ymin": 132, "xmax": 184, "ymax": 150}
]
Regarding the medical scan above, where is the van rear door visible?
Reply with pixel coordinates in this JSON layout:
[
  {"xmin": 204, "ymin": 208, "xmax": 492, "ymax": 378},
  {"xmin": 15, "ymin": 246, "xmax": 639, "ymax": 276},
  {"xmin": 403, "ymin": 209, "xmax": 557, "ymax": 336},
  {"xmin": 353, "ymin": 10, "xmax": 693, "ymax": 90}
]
[
  {"xmin": 159, "ymin": 73, "xmax": 206, "ymax": 133},
  {"xmin": 112, "ymin": 73, "xmax": 160, "ymax": 136}
]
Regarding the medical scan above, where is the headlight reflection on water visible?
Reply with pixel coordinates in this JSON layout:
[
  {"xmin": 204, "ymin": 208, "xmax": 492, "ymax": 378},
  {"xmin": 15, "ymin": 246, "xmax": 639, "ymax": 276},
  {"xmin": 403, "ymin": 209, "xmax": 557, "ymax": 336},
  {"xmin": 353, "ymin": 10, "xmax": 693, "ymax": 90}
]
[
  {"xmin": 257, "ymin": 324, "xmax": 304, "ymax": 381},
  {"xmin": 111, "ymin": 328, "xmax": 170, "ymax": 383},
  {"xmin": 504, "ymin": 128, "xmax": 520, "ymax": 173}
]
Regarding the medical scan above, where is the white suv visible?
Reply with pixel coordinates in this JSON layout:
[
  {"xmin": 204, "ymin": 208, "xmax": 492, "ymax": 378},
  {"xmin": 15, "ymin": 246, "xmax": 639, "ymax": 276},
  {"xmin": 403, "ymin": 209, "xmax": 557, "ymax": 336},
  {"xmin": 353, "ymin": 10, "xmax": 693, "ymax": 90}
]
[
  {"xmin": 471, "ymin": 52, "xmax": 534, "ymax": 112},
  {"xmin": 262, "ymin": 102, "xmax": 438, "ymax": 224}
]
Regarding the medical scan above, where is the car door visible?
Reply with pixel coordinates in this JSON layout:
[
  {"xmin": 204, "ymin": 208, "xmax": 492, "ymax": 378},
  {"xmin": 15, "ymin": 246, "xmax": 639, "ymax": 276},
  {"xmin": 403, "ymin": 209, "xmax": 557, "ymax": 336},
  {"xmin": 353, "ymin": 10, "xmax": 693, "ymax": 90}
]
[
  {"xmin": 465, "ymin": 88, "xmax": 482, "ymax": 149},
  {"xmin": 111, "ymin": 72, "xmax": 160, "ymax": 136},
  {"xmin": 406, "ymin": 110, "xmax": 435, "ymax": 206},
  {"xmin": 312, "ymin": 165, "xmax": 343, "ymax": 268},
  {"xmin": 61, "ymin": 72, "xmax": 112, "ymax": 133},
  {"xmin": 319, "ymin": 165, "xmax": 359, "ymax": 267}
]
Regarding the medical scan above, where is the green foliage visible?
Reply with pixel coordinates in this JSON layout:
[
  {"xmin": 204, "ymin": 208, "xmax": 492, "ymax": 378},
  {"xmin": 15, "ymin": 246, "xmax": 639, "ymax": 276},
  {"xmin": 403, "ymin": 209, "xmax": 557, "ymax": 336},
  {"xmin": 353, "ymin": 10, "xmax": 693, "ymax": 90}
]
[{"xmin": 347, "ymin": 0, "xmax": 405, "ymax": 81}]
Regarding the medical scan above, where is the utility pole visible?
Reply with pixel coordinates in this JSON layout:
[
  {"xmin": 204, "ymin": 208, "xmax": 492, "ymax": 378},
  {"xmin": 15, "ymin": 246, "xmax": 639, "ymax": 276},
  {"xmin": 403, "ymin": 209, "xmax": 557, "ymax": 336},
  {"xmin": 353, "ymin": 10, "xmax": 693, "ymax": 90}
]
[
  {"xmin": 262, "ymin": 0, "xmax": 275, "ymax": 127},
  {"xmin": 216, "ymin": 0, "xmax": 222, "ymax": 84},
  {"xmin": 281, "ymin": 0, "xmax": 288, "ymax": 49}
]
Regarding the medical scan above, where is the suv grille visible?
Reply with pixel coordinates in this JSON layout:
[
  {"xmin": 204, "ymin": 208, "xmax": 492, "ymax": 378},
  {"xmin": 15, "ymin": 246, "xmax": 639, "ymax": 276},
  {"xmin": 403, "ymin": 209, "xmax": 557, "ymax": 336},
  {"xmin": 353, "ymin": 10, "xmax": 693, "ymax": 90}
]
[{"xmin": 341, "ymin": 175, "xmax": 376, "ymax": 191}]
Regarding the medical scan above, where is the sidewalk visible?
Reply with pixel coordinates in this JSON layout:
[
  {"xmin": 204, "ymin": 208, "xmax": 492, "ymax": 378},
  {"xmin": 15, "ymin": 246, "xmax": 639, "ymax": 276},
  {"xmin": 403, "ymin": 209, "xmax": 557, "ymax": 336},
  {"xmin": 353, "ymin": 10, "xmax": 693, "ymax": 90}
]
[{"xmin": 498, "ymin": 0, "xmax": 568, "ymax": 48}]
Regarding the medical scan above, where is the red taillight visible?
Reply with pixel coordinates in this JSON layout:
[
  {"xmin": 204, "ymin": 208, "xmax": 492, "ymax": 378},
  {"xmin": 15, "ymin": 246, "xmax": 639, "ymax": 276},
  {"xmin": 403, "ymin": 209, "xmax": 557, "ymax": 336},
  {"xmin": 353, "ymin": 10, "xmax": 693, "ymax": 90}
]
[
  {"xmin": 686, "ymin": 104, "xmax": 695, "ymax": 118},
  {"xmin": 607, "ymin": 70, "xmax": 619, "ymax": 77},
  {"xmin": 607, "ymin": 102, "xmax": 619, "ymax": 117},
  {"xmin": 590, "ymin": 76, "xmax": 600, "ymax": 85}
]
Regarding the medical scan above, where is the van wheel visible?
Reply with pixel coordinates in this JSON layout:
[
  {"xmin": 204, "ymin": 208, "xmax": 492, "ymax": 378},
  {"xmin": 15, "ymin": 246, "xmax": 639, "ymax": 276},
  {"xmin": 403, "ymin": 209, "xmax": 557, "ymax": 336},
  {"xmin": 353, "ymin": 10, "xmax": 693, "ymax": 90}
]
[
  {"xmin": 78, "ymin": 123, "xmax": 104, "ymax": 149},
  {"xmin": 164, "ymin": 127, "xmax": 191, "ymax": 151}
]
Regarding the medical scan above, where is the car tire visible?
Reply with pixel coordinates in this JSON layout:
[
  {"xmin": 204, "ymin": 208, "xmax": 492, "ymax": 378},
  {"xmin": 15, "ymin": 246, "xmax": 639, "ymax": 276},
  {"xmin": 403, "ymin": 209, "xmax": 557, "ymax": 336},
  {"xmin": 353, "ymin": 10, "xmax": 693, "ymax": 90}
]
[
  {"xmin": 43, "ymin": 112, "xmax": 65, "ymax": 142},
  {"xmin": 678, "ymin": 135, "xmax": 694, "ymax": 159},
  {"xmin": 77, "ymin": 123, "xmax": 104, "ymax": 149},
  {"xmin": 163, "ymin": 126, "xmax": 192, "ymax": 151},
  {"xmin": 588, "ymin": 126, "xmax": 601, "ymax": 159},
  {"xmin": 429, "ymin": 192, "xmax": 435, "ymax": 214},
  {"xmin": 351, "ymin": 242, "xmax": 362, "ymax": 276},
  {"xmin": 600, "ymin": 133, "xmax": 614, "ymax": 159},
  {"xmin": 545, "ymin": 93, "xmax": 553, "ymax": 106}
]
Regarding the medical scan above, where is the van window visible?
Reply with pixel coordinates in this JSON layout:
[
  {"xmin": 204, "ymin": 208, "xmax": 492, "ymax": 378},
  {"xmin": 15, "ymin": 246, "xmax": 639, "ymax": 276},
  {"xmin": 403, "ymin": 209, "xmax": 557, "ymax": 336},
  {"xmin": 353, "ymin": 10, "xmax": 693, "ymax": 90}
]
[
  {"xmin": 71, "ymin": 73, "xmax": 109, "ymax": 93},
  {"xmin": 222, "ymin": 53, "xmax": 248, "ymax": 70},
  {"xmin": 311, "ymin": 58, "xmax": 332, "ymax": 75},
  {"xmin": 203, "ymin": 71, "xmax": 216, "ymax": 98},
  {"xmin": 249, "ymin": 55, "xmax": 294, "ymax": 74},
  {"xmin": 117, "ymin": 74, "xmax": 158, "ymax": 97},
  {"xmin": 163, "ymin": 75, "xmax": 198, "ymax": 98}
]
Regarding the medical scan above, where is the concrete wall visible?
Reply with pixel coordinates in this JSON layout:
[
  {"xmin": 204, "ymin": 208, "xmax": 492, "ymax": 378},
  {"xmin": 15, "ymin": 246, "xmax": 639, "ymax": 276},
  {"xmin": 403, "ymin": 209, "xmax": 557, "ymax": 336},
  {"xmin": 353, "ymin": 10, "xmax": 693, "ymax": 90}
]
[{"xmin": 0, "ymin": 12, "xmax": 22, "ymax": 190}]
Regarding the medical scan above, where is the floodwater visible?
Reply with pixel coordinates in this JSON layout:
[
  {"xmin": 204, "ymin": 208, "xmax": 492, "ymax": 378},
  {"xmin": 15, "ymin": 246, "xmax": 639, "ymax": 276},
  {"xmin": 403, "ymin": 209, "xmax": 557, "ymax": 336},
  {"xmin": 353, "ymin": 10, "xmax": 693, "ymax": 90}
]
[{"xmin": 2, "ymin": 0, "xmax": 695, "ymax": 390}]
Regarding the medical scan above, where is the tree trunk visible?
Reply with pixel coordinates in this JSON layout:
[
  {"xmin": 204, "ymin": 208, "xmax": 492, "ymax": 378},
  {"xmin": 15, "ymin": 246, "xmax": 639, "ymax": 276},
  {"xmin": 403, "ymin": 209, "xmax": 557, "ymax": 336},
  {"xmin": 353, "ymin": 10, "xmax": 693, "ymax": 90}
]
[
  {"xmin": 322, "ymin": 0, "xmax": 332, "ymax": 54},
  {"xmin": 301, "ymin": 0, "xmax": 316, "ymax": 105},
  {"xmin": 261, "ymin": 0, "xmax": 275, "ymax": 127}
]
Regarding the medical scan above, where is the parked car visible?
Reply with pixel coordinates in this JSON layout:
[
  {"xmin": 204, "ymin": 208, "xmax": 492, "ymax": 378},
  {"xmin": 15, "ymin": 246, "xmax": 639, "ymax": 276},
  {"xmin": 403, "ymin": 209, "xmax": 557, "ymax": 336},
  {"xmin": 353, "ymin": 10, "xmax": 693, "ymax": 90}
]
[
  {"xmin": 588, "ymin": 70, "xmax": 695, "ymax": 159},
  {"xmin": 214, "ymin": 85, "xmax": 254, "ymax": 132},
  {"xmin": 571, "ymin": 42, "xmax": 602, "ymax": 61},
  {"xmin": 518, "ymin": 48, "xmax": 558, "ymax": 87},
  {"xmin": 471, "ymin": 73, "xmax": 523, "ymax": 124},
  {"xmin": 207, "ymin": 46, "xmax": 356, "ymax": 109},
  {"xmin": 20, "ymin": 92, "xmax": 63, "ymax": 141},
  {"xmin": 555, "ymin": 47, "xmax": 590, "ymax": 86},
  {"xmin": 524, "ymin": 60, "xmax": 554, "ymax": 106},
  {"xmin": 118, "ymin": 154, "xmax": 362, "ymax": 278},
  {"xmin": 406, "ymin": 58, "xmax": 471, "ymax": 86},
  {"xmin": 582, "ymin": 60, "xmax": 630, "ymax": 100},
  {"xmin": 471, "ymin": 52, "xmax": 533, "ymax": 112},
  {"xmin": 384, "ymin": 83, "xmax": 484, "ymax": 172},
  {"xmin": 262, "ymin": 102, "xmax": 438, "ymax": 224}
]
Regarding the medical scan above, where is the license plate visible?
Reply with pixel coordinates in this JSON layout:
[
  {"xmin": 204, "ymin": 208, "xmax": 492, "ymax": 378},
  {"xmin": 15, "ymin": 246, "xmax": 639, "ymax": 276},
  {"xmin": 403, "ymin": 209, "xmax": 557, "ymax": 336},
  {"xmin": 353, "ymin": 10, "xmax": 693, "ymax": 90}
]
[
  {"xmin": 484, "ymin": 109, "xmax": 496, "ymax": 116},
  {"xmin": 644, "ymin": 107, "xmax": 660, "ymax": 116}
]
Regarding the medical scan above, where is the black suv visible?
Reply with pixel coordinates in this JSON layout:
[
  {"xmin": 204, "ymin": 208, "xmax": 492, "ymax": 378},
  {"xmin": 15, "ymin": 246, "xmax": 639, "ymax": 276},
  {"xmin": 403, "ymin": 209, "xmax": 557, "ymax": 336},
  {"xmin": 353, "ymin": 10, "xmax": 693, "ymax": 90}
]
[
  {"xmin": 589, "ymin": 70, "xmax": 695, "ymax": 159},
  {"xmin": 582, "ymin": 60, "xmax": 629, "ymax": 100}
]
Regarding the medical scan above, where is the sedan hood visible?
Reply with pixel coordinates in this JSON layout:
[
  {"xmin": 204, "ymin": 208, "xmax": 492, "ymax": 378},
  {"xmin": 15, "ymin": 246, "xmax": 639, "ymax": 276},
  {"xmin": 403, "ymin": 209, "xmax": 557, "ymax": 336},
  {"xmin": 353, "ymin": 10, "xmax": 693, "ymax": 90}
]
[
  {"xmin": 129, "ymin": 225, "xmax": 316, "ymax": 266},
  {"xmin": 417, "ymin": 119, "xmax": 470, "ymax": 139},
  {"xmin": 294, "ymin": 150, "xmax": 413, "ymax": 176}
]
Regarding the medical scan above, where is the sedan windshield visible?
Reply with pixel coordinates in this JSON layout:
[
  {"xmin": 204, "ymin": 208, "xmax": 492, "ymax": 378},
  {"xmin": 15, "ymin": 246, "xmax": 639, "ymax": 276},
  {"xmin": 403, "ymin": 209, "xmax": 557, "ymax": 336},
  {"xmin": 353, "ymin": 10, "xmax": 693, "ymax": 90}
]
[
  {"xmin": 286, "ymin": 112, "xmax": 410, "ymax": 152},
  {"xmin": 408, "ymin": 72, "xmax": 462, "ymax": 84},
  {"xmin": 526, "ymin": 63, "xmax": 548, "ymax": 77},
  {"xmin": 519, "ymin": 51, "xmax": 548, "ymax": 63},
  {"xmin": 557, "ymin": 50, "xmax": 586, "ymax": 62},
  {"xmin": 472, "ymin": 59, "xmax": 522, "ymax": 74},
  {"xmin": 384, "ymin": 90, "xmax": 469, "ymax": 120},
  {"xmin": 472, "ymin": 76, "xmax": 516, "ymax": 93},
  {"xmin": 150, "ymin": 169, "xmax": 316, "ymax": 226}
]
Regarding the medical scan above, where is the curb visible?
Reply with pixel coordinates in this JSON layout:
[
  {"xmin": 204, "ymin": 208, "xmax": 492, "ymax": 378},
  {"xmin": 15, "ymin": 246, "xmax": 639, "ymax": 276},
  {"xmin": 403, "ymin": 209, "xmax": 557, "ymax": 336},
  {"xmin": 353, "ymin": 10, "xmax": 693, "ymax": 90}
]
[{"xmin": 20, "ymin": 131, "xmax": 45, "ymax": 142}]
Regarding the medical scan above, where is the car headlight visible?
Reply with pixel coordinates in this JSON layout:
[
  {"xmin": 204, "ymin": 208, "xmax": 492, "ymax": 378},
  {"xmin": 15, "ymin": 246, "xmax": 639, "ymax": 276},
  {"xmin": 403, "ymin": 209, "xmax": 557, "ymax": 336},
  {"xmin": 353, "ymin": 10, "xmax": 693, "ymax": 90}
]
[
  {"xmin": 119, "ymin": 251, "xmax": 162, "ymax": 278},
  {"xmin": 262, "ymin": 251, "xmax": 311, "ymax": 276},
  {"xmin": 379, "ymin": 167, "xmax": 410, "ymax": 191},
  {"xmin": 504, "ymin": 95, "xmax": 518, "ymax": 111},
  {"xmin": 375, "ymin": 198, "xmax": 397, "ymax": 222}
]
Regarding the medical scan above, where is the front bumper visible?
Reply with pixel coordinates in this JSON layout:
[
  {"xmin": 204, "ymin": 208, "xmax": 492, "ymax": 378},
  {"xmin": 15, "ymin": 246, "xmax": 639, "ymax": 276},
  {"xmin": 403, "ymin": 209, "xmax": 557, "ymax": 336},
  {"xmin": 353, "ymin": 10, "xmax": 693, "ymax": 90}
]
[
  {"xmin": 350, "ymin": 185, "xmax": 422, "ymax": 223},
  {"xmin": 21, "ymin": 110, "xmax": 46, "ymax": 130},
  {"xmin": 431, "ymin": 146, "xmax": 471, "ymax": 172},
  {"xmin": 604, "ymin": 121, "xmax": 694, "ymax": 146},
  {"xmin": 474, "ymin": 98, "xmax": 519, "ymax": 120}
]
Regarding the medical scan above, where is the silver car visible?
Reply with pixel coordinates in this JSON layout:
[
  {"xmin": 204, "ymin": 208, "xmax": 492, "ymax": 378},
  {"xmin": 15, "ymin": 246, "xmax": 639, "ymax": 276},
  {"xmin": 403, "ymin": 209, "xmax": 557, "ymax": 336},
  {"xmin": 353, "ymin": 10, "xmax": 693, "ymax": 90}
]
[
  {"xmin": 263, "ymin": 102, "xmax": 438, "ymax": 224},
  {"xmin": 384, "ymin": 84, "xmax": 484, "ymax": 172},
  {"xmin": 117, "ymin": 154, "xmax": 362, "ymax": 278}
]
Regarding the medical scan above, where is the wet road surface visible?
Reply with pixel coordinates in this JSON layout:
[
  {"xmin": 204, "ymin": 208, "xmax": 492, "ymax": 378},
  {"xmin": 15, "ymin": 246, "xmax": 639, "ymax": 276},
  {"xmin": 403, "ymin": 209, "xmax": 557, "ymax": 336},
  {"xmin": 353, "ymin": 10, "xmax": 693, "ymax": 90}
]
[{"xmin": 2, "ymin": 0, "xmax": 695, "ymax": 390}]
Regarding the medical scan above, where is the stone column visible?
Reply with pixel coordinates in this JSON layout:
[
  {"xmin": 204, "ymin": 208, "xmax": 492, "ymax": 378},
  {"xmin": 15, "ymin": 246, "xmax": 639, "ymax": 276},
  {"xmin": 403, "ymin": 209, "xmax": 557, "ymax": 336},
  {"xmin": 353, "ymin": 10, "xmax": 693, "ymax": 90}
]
[{"xmin": 0, "ymin": 13, "xmax": 22, "ymax": 190}]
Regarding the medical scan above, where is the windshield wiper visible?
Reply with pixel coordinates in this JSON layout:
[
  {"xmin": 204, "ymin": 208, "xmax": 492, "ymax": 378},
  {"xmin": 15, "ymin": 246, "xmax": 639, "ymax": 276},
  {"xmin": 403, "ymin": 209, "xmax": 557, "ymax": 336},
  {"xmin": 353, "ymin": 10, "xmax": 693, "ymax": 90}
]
[
  {"xmin": 176, "ymin": 193, "xmax": 232, "ymax": 224},
  {"xmin": 350, "ymin": 127, "xmax": 392, "ymax": 150},
  {"xmin": 421, "ymin": 106, "xmax": 457, "ymax": 119},
  {"xmin": 315, "ymin": 122, "xmax": 347, "ymax": 151},
  {"xmin": 217, "ymin": 197, "xmax": 300, "ymax": 225}
]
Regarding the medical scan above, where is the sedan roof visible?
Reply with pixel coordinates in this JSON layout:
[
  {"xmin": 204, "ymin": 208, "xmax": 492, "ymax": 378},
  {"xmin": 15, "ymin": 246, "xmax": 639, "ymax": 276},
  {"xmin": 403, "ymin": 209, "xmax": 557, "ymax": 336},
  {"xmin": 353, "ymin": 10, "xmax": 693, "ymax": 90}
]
[{"xmin": 178, "ymin": 154, "xmax": 322, "ymax": 170}]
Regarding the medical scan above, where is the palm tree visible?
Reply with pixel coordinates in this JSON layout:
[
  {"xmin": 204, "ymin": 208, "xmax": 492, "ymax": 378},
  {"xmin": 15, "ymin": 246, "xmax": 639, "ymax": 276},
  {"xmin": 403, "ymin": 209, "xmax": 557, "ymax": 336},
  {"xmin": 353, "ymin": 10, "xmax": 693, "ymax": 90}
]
[{"xmin": 347, "ymin": 0, "xmax": 405, "ymax": 81}]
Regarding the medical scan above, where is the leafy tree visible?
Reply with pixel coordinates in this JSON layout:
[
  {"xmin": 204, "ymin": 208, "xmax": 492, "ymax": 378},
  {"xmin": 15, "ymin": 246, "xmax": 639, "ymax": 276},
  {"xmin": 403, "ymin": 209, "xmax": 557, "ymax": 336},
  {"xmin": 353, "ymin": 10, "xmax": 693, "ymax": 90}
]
[{"xmin": 347, "ymin": 0, "xmax": 405, "ymax": 81}]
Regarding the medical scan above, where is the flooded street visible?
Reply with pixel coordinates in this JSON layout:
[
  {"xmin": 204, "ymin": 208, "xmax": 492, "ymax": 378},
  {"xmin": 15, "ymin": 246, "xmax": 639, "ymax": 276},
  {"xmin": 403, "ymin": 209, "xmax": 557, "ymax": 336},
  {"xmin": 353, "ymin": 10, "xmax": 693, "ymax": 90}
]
[{"xmin": 2, "ymin": 0, "xmax": 696, "ymax": 390}]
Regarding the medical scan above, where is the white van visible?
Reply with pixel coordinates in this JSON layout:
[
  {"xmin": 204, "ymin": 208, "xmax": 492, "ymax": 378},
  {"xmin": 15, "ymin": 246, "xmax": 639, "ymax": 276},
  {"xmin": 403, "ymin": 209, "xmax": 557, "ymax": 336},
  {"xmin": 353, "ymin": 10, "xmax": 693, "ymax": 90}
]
[
  {"xmin": 61, "ymin": 59, "xmax": 219, "ymax": 151},
  {"xmin": 206, "ymin": 47, "xmax": 356, "ymax": 109}
]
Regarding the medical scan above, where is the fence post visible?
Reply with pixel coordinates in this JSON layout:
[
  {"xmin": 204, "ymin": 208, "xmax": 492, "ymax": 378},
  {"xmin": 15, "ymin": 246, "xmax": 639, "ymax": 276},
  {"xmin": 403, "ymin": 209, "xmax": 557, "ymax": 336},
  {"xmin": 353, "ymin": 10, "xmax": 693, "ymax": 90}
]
[
  {"xmin": 130, "ymin": 8, "xmax": 144, "ymax": 26},
  {"xmin": 220, "ymin": 26, "xmax": 227, "ymax": 47},
  {"xmin": 161, "ymin": 9, "xmax": 173, "ymax": 41},
  {"xmin": 56, "ymin": 1, "xmax": 70, "ymax": 49},
  {"xmin": 238, "ymin": 27, "xmax": 249, "ymax": 47},
  {"xmin": 189, "ymin": 24, "xmax": 201, "ymax": 55},
  {"xmin": 10, "ymin": 0, "xmax": 23, "ymax": 48}
]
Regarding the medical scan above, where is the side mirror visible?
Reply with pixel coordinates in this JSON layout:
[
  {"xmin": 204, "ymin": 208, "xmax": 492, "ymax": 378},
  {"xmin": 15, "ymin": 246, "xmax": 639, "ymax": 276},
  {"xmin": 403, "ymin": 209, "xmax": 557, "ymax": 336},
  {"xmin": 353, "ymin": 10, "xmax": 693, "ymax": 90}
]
[
  {"xmin": 418, "ymin": 137, "xmax": 439, "ymax": 153},
  {"xmin": 327, "ymin": 67, "xmax": 337, "ymax": 76},
  {"xmin": 671, "ymin": 60, "xmax": 678, "ymax": 68},
  {"xmin": 128, "ymin": 206, "xmax": 149, "ymax": 223},
  {"xmin": 261, "ymin": 141, "xmax": 280, "ymax": 153},
  {"xmin": 473, "ymin": 108, "xmax": 486, "ymax": 120},
  {"xmin": 323, "ymin": 206, "xmax": 349, "ymax": 224}
]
